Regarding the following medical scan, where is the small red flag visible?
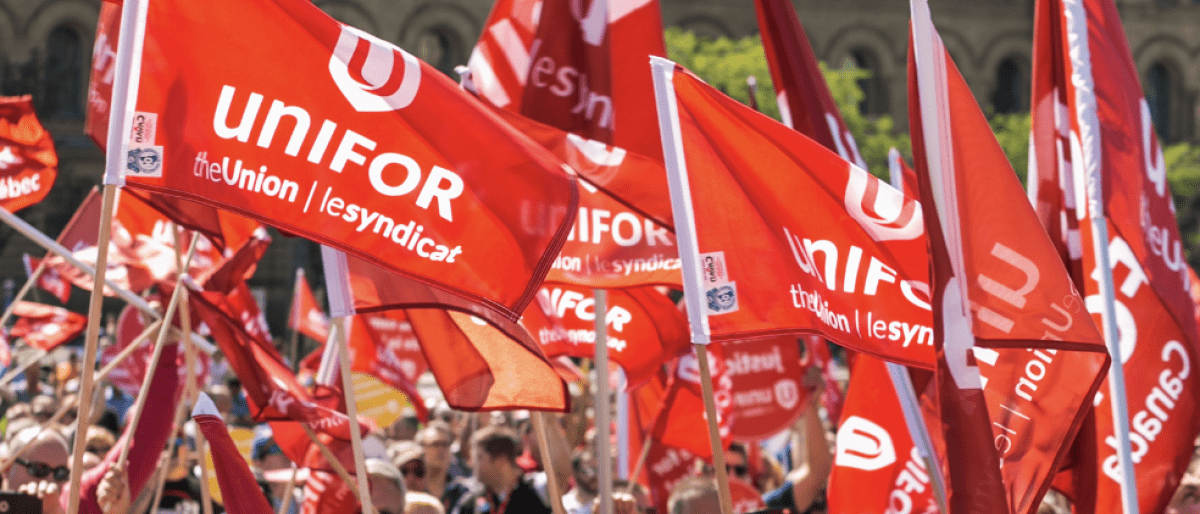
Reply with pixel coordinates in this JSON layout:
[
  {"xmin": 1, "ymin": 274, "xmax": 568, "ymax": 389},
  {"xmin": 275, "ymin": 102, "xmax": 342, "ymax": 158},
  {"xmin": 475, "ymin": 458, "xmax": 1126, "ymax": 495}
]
[
  {"xmin": 0, "ymin": 96, "xmax": 57, "ymax": 213},
  {"xmin": 290, "ymin": 269, "xmax": 330, "ymax": 343},
  {"xmin": 22, "ymin": 255, "xmax": 70, "ymax": 304},
  {"xmin": 9, "ymin": 301, "xmax": 85, "ymax": 352}
]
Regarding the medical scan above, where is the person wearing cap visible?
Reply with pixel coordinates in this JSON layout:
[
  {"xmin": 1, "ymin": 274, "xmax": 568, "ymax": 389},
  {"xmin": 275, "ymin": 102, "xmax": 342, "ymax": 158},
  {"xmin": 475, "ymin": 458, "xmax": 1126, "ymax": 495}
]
[
  {"xmin": 390, "ymin": 441, "xmax": 429, "ymax": 495},
  {"xmin": 253, "ymin": 424, "xmax": 299, "ymax": 514}
]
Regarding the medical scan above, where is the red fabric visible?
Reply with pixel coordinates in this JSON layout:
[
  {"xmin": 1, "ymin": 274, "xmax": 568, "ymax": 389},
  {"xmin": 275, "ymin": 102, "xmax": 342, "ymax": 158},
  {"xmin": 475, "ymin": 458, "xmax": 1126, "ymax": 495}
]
[
  {"xmin": 22, "ymin": 255, "xmax": 70, "ymax": 304},
  {"xmin": 195, "ymin": 412, "xmax": 275, "ymax": 514},
  {"xmin": 85, "ymin": 2, "xmax": 119, "ymax": 149},
  {"xmin": 300, "ymin": 469, "xmax": 358, "ymax": 514},
  {"xmin": 124, "ymin": 0, "xmax": 578, "ymax": 323},
  {"xmin": 100, "ymin": 303, "xmax": 211, "ymax": 397},
  {"xmin": 649, "ymin": 348, "xmax": 732, "ymax": 459},
  {"xmin": 0, "ymin": 96, "xmax": 56, "ymax": 213},
  {"xmin": 345, "ymin": 255, "xmax": 569, "ymax": 412},
  {"xmin": 752, "ymin": 0, "xmax": 864, "ymax": 168},
  {"xmin": 662, "ymin": 65, "xmax": 933, "ymax": 368},
  {"xmin": 189, "ymin": 283, "xmax": 366, "ymax": 440},
  {"xmin": 888, "ymin": 150, "xmax": 920, "ymax": 201},
  {"xmin": 827, "ymin": 356, "xmax": 936, "ymax": 514},
  {"xmin": 470, "ymin": 0, "xmax": 666, "ymax": 161},
  {"xmin": 523, "ymin": 283, "xmax": 690, "ymax": 388},
  {"xmin": 808, "ymin": 337, "xmax": 846, "ymax": 422},
  {"xmin": 68, "ymin": 343, "xmax": 180, "ymax": 514},
  {"xmin": 346, "ymin": 311, "xmax": 429, "ymax": 421},
  {"xmin": 193, "ymin": 227, "xmax": 272, "ymax": 295},
  {"xmin": 1031, "ymin": 0, "xmax": 1200, "ymax": 511},
  {"xmin": 9, "ymin": 301, "xmax": 85, "ymax": 351},
  {"xmin": 290, "ymin": 269, "xmax": 330, "ymax": 342},
  {"xmin": 725, "ymin": 336, "xmax": 812, "ymax": 441},
  {"xmin": 906, "ymin": 7, "xmax": 1110, "ymax": 513}
]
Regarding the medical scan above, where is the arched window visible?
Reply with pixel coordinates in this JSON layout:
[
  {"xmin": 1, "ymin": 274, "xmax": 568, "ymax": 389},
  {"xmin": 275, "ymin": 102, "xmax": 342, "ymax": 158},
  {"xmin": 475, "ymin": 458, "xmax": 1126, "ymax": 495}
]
[
  {"xmin": 1145, "ymin": 62, "xmax": 1172, "ymax": 141},
  {"xmin": 42, "ymin": 25, "xmax": 83, "ymax": 120},
  {"xmin": 992, "ymin": 58, "xmax": 1026, "ymax": 114},
  {"xmin": 850, "ymin": 48, "xmax": 889, "ymax": 116},
  {"xmin": 413, "ymin": 26, "xmax": 463, "ymax": 76}
]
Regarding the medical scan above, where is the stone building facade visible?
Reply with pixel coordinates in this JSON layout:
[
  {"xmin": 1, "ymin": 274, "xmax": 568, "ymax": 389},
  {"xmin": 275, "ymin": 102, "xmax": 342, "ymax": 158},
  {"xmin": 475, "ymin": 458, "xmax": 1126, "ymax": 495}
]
[{"xmin": 0, "ymin": 0, "xmax": 1196, "ymax": 335}]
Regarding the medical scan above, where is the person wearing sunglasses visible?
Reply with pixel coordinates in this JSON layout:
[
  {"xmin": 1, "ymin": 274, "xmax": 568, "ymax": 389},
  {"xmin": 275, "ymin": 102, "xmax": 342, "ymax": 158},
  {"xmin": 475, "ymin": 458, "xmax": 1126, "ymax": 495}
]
[
  {"xmin": 2, "ymin": 426, "xmax": 70, "ymax": 514},
  {"xmin": 390, "ymin": 441, "xmax": 429, "ymax": 495}
]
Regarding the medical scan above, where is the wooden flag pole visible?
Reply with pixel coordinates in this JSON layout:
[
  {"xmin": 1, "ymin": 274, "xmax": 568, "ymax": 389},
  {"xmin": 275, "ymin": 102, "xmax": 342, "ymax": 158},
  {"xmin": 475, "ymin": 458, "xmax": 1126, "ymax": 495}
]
[
  {"xmin": 0, "ymin": 258, "xmax": 46, "ymax": 328},
  {"xmin": 278, "ymin": 467, "xmax": 299, "ymax": 514},
  {"xmin": 651, "ymin": 56, "xmax": 733, "ymax": 514},
  {"xmin": 174, "ymin": 229, "xmax": 214, "ymax": 514},
  {"xmin": 65, "ymin": 184, "xmax": 119, "ymax": 514},
  {"xmin": 335, "ymin": 317, "xmax": 374, "ymax": 514},
  {"xmin": 533, "ymin": 412, "xmax": 567, "ymax": 514},
  {"xmin": 116, "ymin": 232, "xmax": 200, "ymax": 469},
  {"xmin": 0, "ymin": 350, "xmax": 47, "ymax": 387},
  {"xmin": 624, "ymin": 435, "xmax": 653, "ymax": 495},
  {"xmin": 0, "ymin": 394, "xmax": 78, "ymax": 472},
  {"xmin": 94, "ymin": 318, "xmax": 162, "ymax": 380}
]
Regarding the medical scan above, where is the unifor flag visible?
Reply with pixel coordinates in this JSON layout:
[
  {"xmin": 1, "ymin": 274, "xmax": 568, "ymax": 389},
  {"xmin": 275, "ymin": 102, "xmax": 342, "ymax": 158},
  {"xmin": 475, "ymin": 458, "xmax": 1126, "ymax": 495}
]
[
  {"xmin": 752, "ymin": 0, "xmax": 865, "ymax": 167},
  {"xmin": 1031, "ymin": 0, "xmax": 1200, "ymax": 511},
  {"xmin": 649, "ymin": 58, "xmax": 934, "ymax": 369},
  {"xmin": 330, "ymin": 251, "xmax": 570, "ymax": 412},
  {"xmin": 468, "ymin": 0, "xmax": 667, "ymax": 161},
  {"xmin": 827, "ymin": 356, "xmax": 937, "ymax": 514},
  {"xmin": 521, "ymin": 282, "xmax": 690, "ymax": 388},
  {"xmin": 290, "ymin": 268, "xmax": 330, "ymax": 342},
  {"xmin": 0, "ymin": 96, "xmax": 57, "ymax": 213},
  {"xmin": 115, "ymin": 0, "xmax": 577, "ymax": 323},
  {"xmin": 907, "ymin": 0, "xmax": 1111, "ymax": 512},
  {"xmin": 9, "ymin": 302, "xmax": 86, "ymax": 352},
  {"xmin": 22, "ymin": 255, "xmax": 71, "ymax": 304}
]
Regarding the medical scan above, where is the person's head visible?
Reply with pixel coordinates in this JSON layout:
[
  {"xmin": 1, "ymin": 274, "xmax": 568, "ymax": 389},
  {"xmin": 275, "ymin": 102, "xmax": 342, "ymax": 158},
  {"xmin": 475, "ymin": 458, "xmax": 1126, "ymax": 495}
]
[
  {"xmin": 386, "ymin": 409, "xmax": 421, "ymax": 441},
  {"xmin": 389, "ymin": 441, "xmax": 428, "ymax": 494},
  {"xmin": 613, "ymin": 480, "xmax": 652, "ymax": 513},
  {"xmin": 667, "ymin": 476, "xmax": 721, "ymax": 514},
  {"xmin": 85, "ymin": 425, "xmax": 116, "ymax": 458},
  {"xmin": 30, "ymin": 395, "xmax": 56, "ymax": 423},
  {"xmin": 367, "ymin": 458, "xmax": 407, "ymax": 514},
  {"xmin": 404, "ymin": 491, "xmax": 445, "ymax": 514},
  {"xmin": 2, "ymin": 427, "xmax": 69, "ymax": 491},
  {"xmin": 5, "ymin": 403, "xmax": 31, "ymax": 424},
  {"xmin": 416, "ymin": 422, "xmax": 454, "ymax": 471},
  {"xmin": 206, "ymin": 385, "xmax": 233, "ymax": 417},
  {"xmin": 469, "ymin": 425, "xmax": 520, "ymax": 491},
  {"xmin": 723, "ymin": 443, "xmax": 750, "ymax": 482},
  {"xmin": 571, "ymin": 449, "xmax": 598, "ymax": 496}
]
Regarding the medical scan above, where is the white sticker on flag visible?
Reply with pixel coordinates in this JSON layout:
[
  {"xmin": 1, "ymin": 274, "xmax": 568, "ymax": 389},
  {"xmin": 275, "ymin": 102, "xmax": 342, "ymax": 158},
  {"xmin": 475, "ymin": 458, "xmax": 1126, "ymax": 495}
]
[
  {"xmin": 124, "ymin": 146, "xmax": 164, "ymax": 178},
  {"xmin": 129, "ymin": 111, "xmax": 157, "ymax": 146}
]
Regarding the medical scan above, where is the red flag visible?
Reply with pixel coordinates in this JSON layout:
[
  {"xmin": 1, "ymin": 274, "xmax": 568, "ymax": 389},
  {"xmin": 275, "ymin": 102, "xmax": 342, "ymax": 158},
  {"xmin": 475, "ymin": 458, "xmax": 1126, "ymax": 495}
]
[
  {"xmin": 724, "ymin": 336, "xmax": 813, "ymax": 441},
  {"xmin": 122, "ymin": 0, "xmax": 577, "ymax": 323},
  {"xmin": 0, "ymin": 96, "xmax": 56, "ymax": 213},
  {"xmin": 100, "ymin": 304, "xmax": 211, "ymax": 397},
  {"xmin": 827, "ymin": 356, "xmax": 937, "ymax": 514},
  {"xmin": 469, "ymin": 0, "xmax": 667, "ymax": 160},
  {"xmin": 644, "ymin": 442, "xmax": 700, "ymax": 514},
  {"xmin": 523, "ymin": 283, "xmax": 690, "ymax": 388},
  {"xmin": 290, "ymin": 269, "xmax": 330, "ymax": 342},
  {"xmin": 10, "ymin": 302, "xmax": 86, "ymax": 352},
  {"xmin": 752, "ymin": 0, "xmax": 865, "ymax": 167},
  {"xmin": 300, "ymin": 469, "xmax": 358, "ymax": 514},
  {"xmin": 189, "ymin": 283, "xmax": 365, "ymax": 440},
  {"xmin": 193, "ymin": 394, "xmax": 275, "ymax": 514},
  {"xmin": 45, "ymin": 189, "xmax": 225, "ymax": 295},
  {"xmin": 808, "ymin": 337, "xmax": 846, "ymax": 422},
  {"xmin": 652, "ymin": 61, "xmax": 934, "ymax": 368},
  {"xmin": 22, "ymin": 255, "xmax": 70, "ymax": 304},
  {"xmin": 337, "ymin": 254, "xmax": 570, "ymax": 412},
  {"xmin": 907, "ymin": 1, "xmax": 1110, "ymax": 512},
  {"xmin": 649, "ymin": 347, "xmax": 733, "ymax": 459},
  {"xmin": 346, "ymin": 311, "xmax": 429, "ymax": 420},
  {"xmin": 888, "ymin": 148, "xmax": 919, "ymax": 199},
  {"xmin": 85, "ymin": 2, "xmax": 120, "ymax": 149},
  {"xmin": 1031, "ymin": 0, "xmax": 1200, "ymax": 511}
]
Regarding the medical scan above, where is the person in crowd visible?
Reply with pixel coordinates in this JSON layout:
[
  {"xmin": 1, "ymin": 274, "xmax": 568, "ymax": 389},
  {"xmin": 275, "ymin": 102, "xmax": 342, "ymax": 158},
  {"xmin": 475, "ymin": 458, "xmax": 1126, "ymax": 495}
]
[
  {"xmin": 2, "ymin": 427, "xmax": 70, "ymax": 514},
  {"xmin": 417, "ymin": 421, "xmax": 461, "ymax": 502},
  {"xmin": 406, "ymin": 491, "xmax": 446, "ymax": 514},
  {"xmin": 561, "ymin": 449, "xmax": 598, "ymax": 514},
  {"xmin": 451, "ymin": 425, "xmax": 551, "ymax": 514},
  {"xmin": 368, "ymin": 457, "xmax": 408, "ymax": 514},
  {"xmin": 390, "ymin": 441, "xmax": 429, "ymax": 495},
  {"xmin": 667, "ymin": 476, "xmax": 721, "ymax": 514},
  {"xmin": 387, "ymin": 408, "xmax": 421, "ymax": 441},
  {"xmin": 253, "ymin": 425, "xmax": 300, "ymax": 514}
]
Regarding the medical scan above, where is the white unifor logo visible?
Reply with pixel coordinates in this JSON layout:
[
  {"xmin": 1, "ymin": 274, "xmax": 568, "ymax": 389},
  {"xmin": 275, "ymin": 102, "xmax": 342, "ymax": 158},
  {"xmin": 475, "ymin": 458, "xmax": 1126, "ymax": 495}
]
[
  {"xmin": 0, "ymin": 147, "xmax": 22, "ymax": 169},
  {"xmin": 571, "ymin": 0, "xmax": 608, "ymax": 46},
  {"xmin": 844, "ymin": 164, "xmax": 923, "ymax": 242},
  {"xmin": 329, "ymin": 25, "xmax": 422, "ymax": 112},
  {"xmin": 835, "ymin": 416, "xmax": 896, "ymax": 471}
]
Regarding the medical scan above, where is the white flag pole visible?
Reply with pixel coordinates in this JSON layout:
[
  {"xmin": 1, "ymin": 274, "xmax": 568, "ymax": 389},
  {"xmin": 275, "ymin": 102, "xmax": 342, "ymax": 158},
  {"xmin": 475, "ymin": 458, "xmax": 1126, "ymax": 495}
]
[
  {"xmin": 650, "ymin": 55, "xmax": 733, "ymax": 514},
  {"xmin": 1060, "ymin": 0, "xmax": 1139, "ymax": 511},
  {"xmin": 321, "ymin": 245, "xmax": 374, "ymax": 514},
  {"xmin": 593, "ymin": 289, "xmax": 613, "ymax": 514}
]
